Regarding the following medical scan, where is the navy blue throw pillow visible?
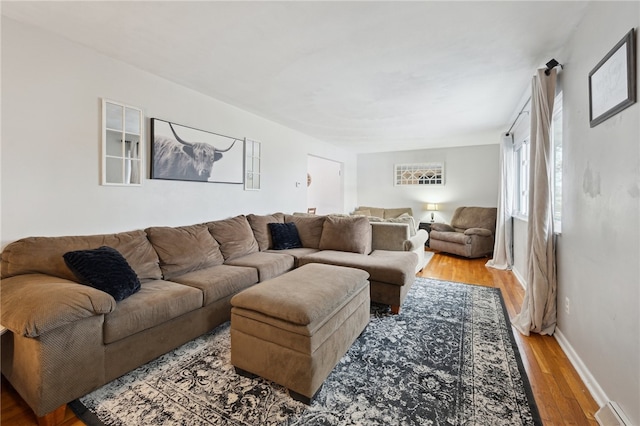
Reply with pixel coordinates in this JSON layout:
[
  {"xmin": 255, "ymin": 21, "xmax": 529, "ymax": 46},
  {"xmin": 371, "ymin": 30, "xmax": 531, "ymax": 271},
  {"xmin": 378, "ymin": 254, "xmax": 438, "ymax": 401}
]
[
  {"xmin": 63, "ymin": 246, "xmax": 141, "ymax": 302},
  {"xmin": 269, "ymin": 222, "xmax": 303, "ymax": 250}
]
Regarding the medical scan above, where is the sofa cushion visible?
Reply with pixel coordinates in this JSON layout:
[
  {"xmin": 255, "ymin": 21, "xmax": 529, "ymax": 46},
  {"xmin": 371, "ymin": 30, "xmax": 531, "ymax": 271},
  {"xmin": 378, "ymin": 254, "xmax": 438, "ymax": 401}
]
[
  {"xmin": 429, "ymin": 230, "xmax": 471, "ymax": 244},
  {"xmin": 450, "ymin": 206, "xmax": 497, "ymax": 232},
  {"xmin": 246, "ymin": 213, "xmax": 285, "ymax": 251},
  {"xmin": 265, "ymin": 247, "xmax": 320, "ymax": 268},
  {"xmin": 224, "ymin": 251, "xmax": 295, "ymax": 282},
  {"xmin": 298, "ymin": 249, "xmax": 416, "ymax": 287},
  {"xmin": 318, "ymin": 215, "xmax": 372, "ymax": 254},
  {"xmin": 284, "ymin": 214, "xmax": 325, "ymax": 249},
  {"xmin": 171, "ymin": 264, "xmax": 259, "ymax": 306},
  {"xmin": 383, "ymin": 207, "xmax": 413, "ymax": 219},
  {"xmin": 146, "ymin": 224, "xmax": 224, "ymax": 279},
  {"xmin": 352, "ymin": 209, "xmax": 371, "ymax": 216},
  {"xmin": 356, "ymin": 206, "xmax": 385, "ymax": 218},
  {"xmin": 1, "ymin": 230, "xmax": 162, "ymax": 282},
  {"xmin": 269, "ymin": 222, "xmax": 303, "ymax": 250},
  {"xmin": 103, "ymin": 280, "xmax": 203, "ymax": 344},
  {"xmin": 63, "ymin": 246, "xmax": 141, "ymax": 302},
  {"xmin": 207, "ymin": 215, "xmax": 260, "ymax": 261}
]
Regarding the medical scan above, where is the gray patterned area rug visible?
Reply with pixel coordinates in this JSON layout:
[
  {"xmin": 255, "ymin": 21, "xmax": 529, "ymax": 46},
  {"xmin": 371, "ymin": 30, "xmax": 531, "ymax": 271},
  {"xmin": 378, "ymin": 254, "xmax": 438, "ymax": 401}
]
[{"xmin": 70, "ymin": 277, "xmax": 542, "ymax": 426}]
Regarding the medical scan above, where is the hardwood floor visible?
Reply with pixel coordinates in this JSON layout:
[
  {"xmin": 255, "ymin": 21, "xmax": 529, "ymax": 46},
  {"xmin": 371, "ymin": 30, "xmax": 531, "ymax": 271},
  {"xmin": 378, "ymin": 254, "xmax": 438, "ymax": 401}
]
[{"xmin": 1, "ymin": 251, "xmax": 599, "ymax": 425}]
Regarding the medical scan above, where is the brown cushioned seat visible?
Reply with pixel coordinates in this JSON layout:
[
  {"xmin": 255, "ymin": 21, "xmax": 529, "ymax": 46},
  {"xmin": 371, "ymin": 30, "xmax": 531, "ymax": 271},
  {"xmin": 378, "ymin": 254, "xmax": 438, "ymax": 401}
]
[
  {"xmin": 103, "ymin": 280, "xmax": 202, "ymax": 344},
  {"xmin": 297, "ymin": 249, "xmax": 417, "ymax": 313},
  {"xmin": 170, "ymin": 264, "xmax": 259, "ymax": 306},
  {"xmin": 264, "ymin": 247, "xmax": 320, "ymax": 267},
  {"xmin": 224, "ymin": 251, "xmax": 294, "ymax": 282}
]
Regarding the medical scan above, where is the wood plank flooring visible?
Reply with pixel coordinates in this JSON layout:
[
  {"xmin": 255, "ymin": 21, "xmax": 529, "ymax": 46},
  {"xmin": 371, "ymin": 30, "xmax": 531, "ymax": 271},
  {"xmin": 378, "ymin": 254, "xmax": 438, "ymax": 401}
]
[{"xmin": 1, "ymin": 251, "xmax": 599, "ymax": 425}]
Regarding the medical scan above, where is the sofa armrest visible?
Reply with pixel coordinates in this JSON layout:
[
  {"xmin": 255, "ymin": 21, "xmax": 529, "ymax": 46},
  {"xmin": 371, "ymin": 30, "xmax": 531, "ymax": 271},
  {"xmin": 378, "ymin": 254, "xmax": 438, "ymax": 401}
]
[
  {"xmin": 463, "ymin": 227, "xmax": 492, "ymax": 237},
  {"xmin": 430, "ymin": 223, "xmax": 455, "ymax": 232},
  {"xmin": 370, "ymin": 222, "xmax": 410, "ymax": 251},
  {"xmin": 1, "ymin": 273, "xmax": 116, "ymax": 337},
  {"xmin": 403, "ymin": 229, "xmax": 428, "ymax": 251}
]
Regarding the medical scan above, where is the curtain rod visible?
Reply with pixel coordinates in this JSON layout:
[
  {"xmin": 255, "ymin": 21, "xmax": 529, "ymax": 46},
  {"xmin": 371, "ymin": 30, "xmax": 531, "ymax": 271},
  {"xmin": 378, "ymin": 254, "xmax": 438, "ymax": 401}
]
[
  {"xmin": 506, "ymin": 58, "xmax": 561, "ymax": 136},
  {"xmin": 506, "ymin": 96, "xmax": 531, "ymax": 136}
]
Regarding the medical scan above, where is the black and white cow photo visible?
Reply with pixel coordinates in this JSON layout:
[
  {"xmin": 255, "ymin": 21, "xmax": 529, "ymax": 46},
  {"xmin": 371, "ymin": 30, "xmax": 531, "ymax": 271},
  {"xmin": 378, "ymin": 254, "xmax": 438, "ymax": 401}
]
[{"xmin": 150, "ymin": 119, "xmax": 244, "ymax": 184}]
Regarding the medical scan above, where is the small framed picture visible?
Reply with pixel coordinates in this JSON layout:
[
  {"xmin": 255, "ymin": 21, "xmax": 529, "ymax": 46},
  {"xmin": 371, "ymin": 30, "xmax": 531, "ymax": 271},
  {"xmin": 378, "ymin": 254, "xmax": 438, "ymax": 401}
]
[{"xmin": 588, "ymin": 28, "xmax": 636, "ymax": 127}]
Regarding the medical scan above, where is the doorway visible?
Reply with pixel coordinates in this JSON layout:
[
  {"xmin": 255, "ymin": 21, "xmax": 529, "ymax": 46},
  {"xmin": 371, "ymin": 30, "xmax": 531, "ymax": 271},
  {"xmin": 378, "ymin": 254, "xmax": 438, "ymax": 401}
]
[{"xmin": 307, "ymin": 155, "xmax": 343, "ymax": 215}]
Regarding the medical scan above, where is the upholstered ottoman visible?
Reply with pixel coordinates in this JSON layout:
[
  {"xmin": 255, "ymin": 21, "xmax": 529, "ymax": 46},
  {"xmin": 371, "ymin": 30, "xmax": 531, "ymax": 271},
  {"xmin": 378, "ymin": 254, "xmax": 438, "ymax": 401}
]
[{"xmin": 230, "ymin": 263, "xmax": 370, "ymax": 403}]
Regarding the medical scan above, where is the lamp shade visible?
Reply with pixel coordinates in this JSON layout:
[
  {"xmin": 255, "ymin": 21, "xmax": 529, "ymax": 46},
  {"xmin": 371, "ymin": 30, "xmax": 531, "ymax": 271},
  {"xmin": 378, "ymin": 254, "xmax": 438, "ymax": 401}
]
[{"xmin": 424, "ymin": 203, "xmax": 439, "ymax": 211}]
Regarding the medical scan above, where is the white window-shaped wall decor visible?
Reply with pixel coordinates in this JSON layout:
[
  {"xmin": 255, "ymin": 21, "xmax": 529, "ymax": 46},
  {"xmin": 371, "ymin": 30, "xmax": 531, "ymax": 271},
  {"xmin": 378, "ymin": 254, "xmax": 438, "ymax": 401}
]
[
  {"xmin": 245, "ymin": 138, "xmax": 261, "ymax": 190},
  {"xmin": 102, "ymin": 99, "xmax": 143, "ymax": 186},
  {"xmin": 394, "ymin": 162, "xmax": 444, "ymax": 186}
]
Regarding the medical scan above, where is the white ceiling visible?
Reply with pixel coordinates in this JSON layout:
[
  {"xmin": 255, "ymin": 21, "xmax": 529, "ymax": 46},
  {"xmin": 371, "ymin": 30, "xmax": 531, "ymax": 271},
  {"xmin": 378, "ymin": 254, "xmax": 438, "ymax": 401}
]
[{"xmin": 2, "ymin": 1, "xmax": 589, "ymax": 153}]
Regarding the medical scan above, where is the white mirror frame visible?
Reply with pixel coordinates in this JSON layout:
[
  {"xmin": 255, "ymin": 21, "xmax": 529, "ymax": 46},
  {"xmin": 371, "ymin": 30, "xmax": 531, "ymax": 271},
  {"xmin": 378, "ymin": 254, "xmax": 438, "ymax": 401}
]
[{"xmin": 102, "ymin": 98, "xmax": 144, "ymax": 186}]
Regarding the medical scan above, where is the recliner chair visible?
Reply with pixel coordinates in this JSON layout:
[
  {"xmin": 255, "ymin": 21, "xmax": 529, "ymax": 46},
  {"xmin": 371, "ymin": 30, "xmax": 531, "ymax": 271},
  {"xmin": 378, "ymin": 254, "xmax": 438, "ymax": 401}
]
[{"xmin": 429, "ymin": 206, "xmax": 497, "ymax": 258}]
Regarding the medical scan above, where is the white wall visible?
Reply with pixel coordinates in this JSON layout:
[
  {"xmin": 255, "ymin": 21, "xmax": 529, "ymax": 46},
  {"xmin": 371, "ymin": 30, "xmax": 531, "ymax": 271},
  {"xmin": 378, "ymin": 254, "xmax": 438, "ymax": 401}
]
[
  {"xmin": 357, "ymin": 144, "xmax": 499, "ymax": 223},
  {"xmin": 553, "ymin": 3, "xmax": 639, "ymax": 423},
  {"xmin": 0, "ymin": 18, "xmax": 357, "ymax": 248}
]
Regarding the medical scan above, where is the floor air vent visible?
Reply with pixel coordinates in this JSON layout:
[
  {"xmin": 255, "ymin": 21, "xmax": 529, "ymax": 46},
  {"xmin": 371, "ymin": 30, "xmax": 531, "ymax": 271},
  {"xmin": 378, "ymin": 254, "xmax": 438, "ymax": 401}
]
[{"xmin": 595, "ymin": 402, "xmax": 631, "ymax": 426}]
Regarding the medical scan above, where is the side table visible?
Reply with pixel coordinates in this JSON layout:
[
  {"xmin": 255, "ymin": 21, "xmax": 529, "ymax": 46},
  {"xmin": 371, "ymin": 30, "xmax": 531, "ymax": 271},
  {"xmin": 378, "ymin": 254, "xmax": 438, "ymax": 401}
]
[{"xmin": 418, "ymin": 222, "xmax": 433, "ymax": 247}]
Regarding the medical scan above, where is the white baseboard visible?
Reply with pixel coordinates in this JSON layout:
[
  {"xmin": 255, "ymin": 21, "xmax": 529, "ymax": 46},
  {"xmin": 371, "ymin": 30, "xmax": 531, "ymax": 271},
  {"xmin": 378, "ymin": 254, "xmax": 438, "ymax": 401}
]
[
  {"xmin": 554, "ymin": 328, "xmax": 607, "ymax": 406},
  {"xmin": 554, "ymin": 329, "xmax": 633, "ymax": 425},
  {"xmin": 512, "ymin": 266, "xmax": 526, "ymax": 289}
]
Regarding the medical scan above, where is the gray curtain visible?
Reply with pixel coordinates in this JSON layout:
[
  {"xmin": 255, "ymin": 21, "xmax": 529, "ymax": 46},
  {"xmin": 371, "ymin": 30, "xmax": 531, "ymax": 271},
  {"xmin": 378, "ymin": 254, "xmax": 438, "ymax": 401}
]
[
  {"xmin": 513, "ymin": 68, "xmax": 557, "ymax": 336},
  {"xmin": 486, "ymin": 133, "xmax": 514, "ymax": 270}
]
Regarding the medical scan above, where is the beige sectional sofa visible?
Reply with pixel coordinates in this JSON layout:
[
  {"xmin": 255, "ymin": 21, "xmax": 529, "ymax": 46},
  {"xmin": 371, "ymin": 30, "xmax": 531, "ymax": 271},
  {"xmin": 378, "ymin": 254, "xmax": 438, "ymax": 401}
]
[{"xmin": 0, "ymin": 212, "xmax": 419, "ymax": 424}]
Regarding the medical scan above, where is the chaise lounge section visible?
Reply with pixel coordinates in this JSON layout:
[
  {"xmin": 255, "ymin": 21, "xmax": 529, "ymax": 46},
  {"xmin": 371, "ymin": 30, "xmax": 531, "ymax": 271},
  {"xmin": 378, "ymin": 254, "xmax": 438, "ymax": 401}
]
[{"xmin": 0, "ymin": 212, "xmax": 419, "ymax": 425}]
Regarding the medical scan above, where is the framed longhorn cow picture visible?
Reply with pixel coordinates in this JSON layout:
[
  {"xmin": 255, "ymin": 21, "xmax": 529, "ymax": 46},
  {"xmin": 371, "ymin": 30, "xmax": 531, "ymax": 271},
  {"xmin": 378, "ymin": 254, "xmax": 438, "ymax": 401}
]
[{"xmin": 150, "ymin": 118, "xmax": 244, "ymax": 184}]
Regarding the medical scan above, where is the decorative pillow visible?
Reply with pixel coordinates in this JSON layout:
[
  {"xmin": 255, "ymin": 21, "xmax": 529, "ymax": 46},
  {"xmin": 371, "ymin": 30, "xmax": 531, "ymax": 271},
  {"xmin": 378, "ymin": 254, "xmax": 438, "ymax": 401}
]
[
  {"xmin": 63, "ymin": 246, "xmax": 141, "ymax": 302},
  {"xmin": 319, "ymin": 215, "xmax": 372, "ymax": 254},
  {"xmin": 145, "ymin": 224, "xmax": 225, "ymax": 279},
  {"xmin": 384, "ymin": 213, "xmax": 417, "ymax": 236},
  {"xmin": 268, "ymin": 222, "xmax": 303, "ymax": 250},
  {"xmin": 247, "ymin": 213, "xmax": 285, "ymax": 251}
]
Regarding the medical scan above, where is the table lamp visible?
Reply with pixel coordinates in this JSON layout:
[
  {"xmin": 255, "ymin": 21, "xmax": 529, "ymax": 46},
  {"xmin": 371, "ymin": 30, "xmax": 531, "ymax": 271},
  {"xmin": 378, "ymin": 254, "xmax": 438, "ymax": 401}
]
[{"xmin": 424, "ymin": 203, "xmax": 439, "ymax": 222}]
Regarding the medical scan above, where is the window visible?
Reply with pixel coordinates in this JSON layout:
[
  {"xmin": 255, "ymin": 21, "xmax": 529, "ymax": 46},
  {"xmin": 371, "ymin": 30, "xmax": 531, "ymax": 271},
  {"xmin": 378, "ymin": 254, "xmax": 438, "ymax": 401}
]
[
  {"xmin": 515, "ymin": 139, "xmax": 530, "ymax": 217},
  {"xmin": 552, "ymin": 92, "xmax": 563, "ymax": 232},
  {"xmin": 394, "ymin": 163, "xmax": 444, "ymax": 186}
]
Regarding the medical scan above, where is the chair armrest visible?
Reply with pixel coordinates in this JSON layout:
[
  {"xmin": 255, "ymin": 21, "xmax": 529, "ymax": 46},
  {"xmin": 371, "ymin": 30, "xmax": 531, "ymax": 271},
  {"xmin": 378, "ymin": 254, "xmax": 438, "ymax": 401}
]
[
  {"xmin": 430, "ymin": 223, "xmax": 455, "ymax": 232},
  {"xmin": 1, "ymin": 273, "xmax": 116, "ymax": 337},
  {"xmin": 403, "ymin": 229, "xmax": 428, "ymax": 251},
  {"xmin": 370, "ymin": 222, "xmax": 410, "ymax": 251},
  {"xmin": 463, "ymin": 227, "xmax": 492, "ymax": 237}
]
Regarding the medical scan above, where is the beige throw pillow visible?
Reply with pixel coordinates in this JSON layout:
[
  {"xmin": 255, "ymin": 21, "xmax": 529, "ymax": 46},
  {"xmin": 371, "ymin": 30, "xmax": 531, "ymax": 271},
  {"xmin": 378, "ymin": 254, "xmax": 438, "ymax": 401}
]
[
  {"xmin": 207, "ymin": 215, "xmax": 259, "ymax": 260},
  {"xmin": 246, "ymin": 213, "xmax": 285, "ymax": 251},
  {"xmin": 284, "ymin": 214, "xmax": 326, "ymax": 248},
  {"xmin": 384, "ymin": 213, "xmax": 417, "ymax": 236},
  {"xmin": 319, "ymin": 215, "xmax": 372, "ymax": 254},
  {"xmin": 146, "ymin": 224, "xmax": 225, "ymax": 279}
]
